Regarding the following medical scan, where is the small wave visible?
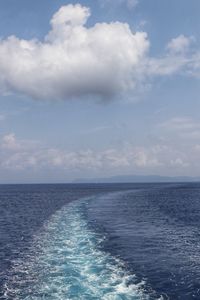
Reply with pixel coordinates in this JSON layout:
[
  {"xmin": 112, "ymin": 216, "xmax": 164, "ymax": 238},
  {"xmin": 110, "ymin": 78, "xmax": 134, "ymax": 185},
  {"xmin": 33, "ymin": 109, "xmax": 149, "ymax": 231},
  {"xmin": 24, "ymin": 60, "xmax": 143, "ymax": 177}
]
[{"xmin": 3, "ymin": 196, "xmax": 150, "ymax": 300}]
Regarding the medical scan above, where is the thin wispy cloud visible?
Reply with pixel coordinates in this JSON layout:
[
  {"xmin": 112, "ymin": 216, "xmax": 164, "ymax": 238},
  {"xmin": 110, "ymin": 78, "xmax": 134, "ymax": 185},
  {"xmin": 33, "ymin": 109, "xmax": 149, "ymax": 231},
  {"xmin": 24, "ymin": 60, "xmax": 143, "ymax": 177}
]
[
  {"xmin": 167, "ymin": 35, "xmax": 195, "ymax": 54},
  {"xmin": 100, "ymin": 0, "xmax": 139, "ymax": 10},
  {"xmin": 159, "ymin": 117, "xmax": 200, "ymax": 139}
]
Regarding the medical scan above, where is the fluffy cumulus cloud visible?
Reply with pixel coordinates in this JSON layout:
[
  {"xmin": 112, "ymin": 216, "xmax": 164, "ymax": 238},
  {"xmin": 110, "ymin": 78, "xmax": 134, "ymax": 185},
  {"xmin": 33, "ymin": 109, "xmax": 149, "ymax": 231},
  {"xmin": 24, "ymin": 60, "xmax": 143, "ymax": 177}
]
[
  {"xmin": 0, "ymin": 4, "xmax": 199, "ymax": 102},
  {"xmin": 0, "ymin": 4, "xmax": 149, "ymax": 101}
]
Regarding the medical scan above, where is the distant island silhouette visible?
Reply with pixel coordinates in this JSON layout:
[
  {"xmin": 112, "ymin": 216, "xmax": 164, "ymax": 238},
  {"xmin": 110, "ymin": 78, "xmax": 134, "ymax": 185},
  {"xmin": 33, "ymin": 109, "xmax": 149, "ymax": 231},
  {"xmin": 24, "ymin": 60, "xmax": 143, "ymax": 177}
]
[{"xmin": 73, "ymin": 175, "xmax": 200, "ymax": 183}]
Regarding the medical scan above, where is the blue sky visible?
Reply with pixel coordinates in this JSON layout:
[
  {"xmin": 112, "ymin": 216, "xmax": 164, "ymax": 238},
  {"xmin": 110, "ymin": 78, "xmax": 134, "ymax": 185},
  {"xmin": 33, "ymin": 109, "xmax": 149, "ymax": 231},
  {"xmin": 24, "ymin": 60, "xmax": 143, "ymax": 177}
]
[{"xmin": 0, "ymin": 0, "xmax": 200, "ymax": 183}]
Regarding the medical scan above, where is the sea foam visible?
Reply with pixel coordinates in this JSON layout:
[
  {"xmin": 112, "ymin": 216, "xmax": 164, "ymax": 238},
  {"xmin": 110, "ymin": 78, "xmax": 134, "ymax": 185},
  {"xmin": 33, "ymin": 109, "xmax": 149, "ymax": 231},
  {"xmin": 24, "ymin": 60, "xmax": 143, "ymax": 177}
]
[{"xmin": 4, "ymin": 196, "xmax": 149, "ymax": 300}]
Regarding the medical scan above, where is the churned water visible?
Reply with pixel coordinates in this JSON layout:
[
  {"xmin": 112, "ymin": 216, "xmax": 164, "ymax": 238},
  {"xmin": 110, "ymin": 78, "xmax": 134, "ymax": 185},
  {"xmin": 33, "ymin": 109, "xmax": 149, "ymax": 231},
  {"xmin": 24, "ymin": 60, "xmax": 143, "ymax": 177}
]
[{"xmin": 1, "ymin": 183, "xmax": 200, "ymax": 299}]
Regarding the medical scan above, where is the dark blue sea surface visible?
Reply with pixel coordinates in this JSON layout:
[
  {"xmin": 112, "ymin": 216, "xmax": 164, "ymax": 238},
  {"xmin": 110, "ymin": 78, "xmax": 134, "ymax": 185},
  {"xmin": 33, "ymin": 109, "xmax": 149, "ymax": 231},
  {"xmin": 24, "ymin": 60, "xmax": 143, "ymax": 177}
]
[{"xmin": 0, "ymin": 183, "xmax": 200, "ymax": 299}]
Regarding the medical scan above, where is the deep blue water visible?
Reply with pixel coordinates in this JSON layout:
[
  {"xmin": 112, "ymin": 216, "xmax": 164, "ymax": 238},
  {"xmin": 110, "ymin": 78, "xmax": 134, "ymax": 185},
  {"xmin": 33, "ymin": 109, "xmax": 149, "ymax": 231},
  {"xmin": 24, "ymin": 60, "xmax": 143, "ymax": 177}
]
[{"xmin": 1, "ymin": 183, "xmax": 200, "ymax": 299}]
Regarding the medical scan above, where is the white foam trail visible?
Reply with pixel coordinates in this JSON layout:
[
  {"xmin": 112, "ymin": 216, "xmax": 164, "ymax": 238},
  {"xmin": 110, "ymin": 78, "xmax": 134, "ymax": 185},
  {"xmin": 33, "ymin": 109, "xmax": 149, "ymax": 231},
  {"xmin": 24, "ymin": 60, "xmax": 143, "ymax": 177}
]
[{"xmin": 3, "ymin": 196, "xmax": 150, "ymax": 300}]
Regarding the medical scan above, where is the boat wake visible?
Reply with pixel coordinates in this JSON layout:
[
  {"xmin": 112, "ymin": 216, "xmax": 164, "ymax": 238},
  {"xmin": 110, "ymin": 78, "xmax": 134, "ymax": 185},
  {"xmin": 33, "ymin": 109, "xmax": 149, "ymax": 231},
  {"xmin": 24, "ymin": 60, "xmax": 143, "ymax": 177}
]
[{"xmin": 3, "ymin": 195, "xmax": 151, "ymax": 300}]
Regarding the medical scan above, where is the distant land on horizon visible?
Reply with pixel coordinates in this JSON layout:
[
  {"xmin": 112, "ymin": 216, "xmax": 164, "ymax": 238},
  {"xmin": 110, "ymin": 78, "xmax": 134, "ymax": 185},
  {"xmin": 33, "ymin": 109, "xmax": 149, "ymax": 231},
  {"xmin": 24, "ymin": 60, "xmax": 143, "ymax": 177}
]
[{"xmin": 73, "ymin": 175, "xmax": 200, "ymax": 184}]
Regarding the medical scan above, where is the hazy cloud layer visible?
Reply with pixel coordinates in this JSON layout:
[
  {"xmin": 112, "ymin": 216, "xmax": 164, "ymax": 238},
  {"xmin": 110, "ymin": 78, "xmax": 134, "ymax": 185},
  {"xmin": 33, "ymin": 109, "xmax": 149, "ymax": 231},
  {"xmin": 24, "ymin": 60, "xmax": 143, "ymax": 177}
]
[{"xmin": 0, "ymin": 133, "xmax": 197, "ymax": 176}]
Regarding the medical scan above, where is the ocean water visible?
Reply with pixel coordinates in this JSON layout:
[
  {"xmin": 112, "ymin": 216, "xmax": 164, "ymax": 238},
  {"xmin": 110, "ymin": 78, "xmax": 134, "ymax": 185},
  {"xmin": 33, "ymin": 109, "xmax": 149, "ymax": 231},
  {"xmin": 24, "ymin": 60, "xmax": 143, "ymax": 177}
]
[{"xmin": 1, "ymin": 183, "xmax": 200, "ymax": 299}]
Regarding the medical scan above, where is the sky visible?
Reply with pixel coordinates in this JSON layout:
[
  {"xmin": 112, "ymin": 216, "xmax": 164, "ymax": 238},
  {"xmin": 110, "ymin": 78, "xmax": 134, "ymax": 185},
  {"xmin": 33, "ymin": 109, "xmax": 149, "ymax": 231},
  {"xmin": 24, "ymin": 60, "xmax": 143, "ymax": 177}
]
[{"xmin": 0, "ymin": 0, "xmax": 200, "ymax": 183}]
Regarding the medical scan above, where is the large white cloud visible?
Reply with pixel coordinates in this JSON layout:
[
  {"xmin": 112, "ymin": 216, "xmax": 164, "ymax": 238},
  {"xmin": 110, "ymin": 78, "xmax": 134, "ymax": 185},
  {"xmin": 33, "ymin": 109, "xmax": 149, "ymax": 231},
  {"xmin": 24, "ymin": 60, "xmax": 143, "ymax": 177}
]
[
  {"xmin": 0, "ymin": 4, "xmax": 199, "ymax": 102},
  {"xmin": 0, "ymin": 4, "xmax": 149, "ymax": 101}
]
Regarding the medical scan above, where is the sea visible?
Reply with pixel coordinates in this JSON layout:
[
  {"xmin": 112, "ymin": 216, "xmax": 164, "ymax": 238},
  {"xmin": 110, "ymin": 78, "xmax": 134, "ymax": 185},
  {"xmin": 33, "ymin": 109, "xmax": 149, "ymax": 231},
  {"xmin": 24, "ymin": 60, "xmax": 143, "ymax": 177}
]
[{"xmin": 0, "ymin": 183, "xmax": 200, "ymax": 300}]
